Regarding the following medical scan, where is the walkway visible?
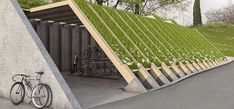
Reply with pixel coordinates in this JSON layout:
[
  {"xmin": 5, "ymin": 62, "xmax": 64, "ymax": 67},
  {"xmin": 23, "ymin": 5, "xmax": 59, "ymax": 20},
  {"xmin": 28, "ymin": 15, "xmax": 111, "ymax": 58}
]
[
  {"xmin": 1, "ymin": 62, "xmax": 234, "ymax": 109},
  {"xmin": 91, "ymin": 62, "xmax": 234, "ymax": 109}
]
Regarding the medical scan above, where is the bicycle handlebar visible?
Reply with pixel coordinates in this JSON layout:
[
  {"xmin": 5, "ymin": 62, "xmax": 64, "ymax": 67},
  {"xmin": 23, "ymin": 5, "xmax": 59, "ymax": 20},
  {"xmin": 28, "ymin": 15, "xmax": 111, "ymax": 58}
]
[{"xmin": 12, "ymin": 74, "xmax": 30, "ymax": 82}]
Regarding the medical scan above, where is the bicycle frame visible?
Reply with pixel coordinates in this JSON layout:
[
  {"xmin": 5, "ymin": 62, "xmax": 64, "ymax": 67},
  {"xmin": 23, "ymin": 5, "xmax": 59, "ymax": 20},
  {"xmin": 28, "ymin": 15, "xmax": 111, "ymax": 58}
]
[{"xmin": 12, "ymin": 74, "xmax": 42, "ymax": 98}]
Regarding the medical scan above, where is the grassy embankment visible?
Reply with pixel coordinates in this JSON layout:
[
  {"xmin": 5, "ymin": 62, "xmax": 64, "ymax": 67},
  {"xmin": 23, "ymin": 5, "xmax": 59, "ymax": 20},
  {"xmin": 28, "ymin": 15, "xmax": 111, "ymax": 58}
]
[{"xmin": 197, "ymin": 24, "xmax": 234, "ymax": 57}]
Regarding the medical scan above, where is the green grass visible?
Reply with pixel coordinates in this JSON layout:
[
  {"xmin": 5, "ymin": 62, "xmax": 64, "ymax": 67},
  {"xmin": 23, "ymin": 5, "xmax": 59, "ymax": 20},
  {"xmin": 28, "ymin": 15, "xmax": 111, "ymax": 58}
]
[
  {"xmin": 76, "ymin": 0, "xmax": 139, "ymax": 69},
  {"xmin": 197, "ymin": 24, "xmax": 234, "ymax": 57},
  {"xmin": 74, "ymin": 0, "xmax": 224, "ymax": 70},
  {"xmin": 18, "ymin": 0, "xmax": 64, "ymax": 9}
]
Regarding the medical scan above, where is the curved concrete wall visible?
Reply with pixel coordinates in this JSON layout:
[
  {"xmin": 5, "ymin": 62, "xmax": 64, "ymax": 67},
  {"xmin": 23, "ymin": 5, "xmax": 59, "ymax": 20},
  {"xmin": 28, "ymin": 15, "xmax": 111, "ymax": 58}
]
[{"xmin": 0, "ymin": 0, "xmax": 81, "ymax": 109}]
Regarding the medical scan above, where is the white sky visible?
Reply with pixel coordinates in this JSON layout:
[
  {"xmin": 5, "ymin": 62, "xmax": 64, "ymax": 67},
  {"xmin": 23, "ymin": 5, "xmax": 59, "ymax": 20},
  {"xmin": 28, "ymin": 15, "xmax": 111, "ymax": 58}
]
[{"xmin": 106, "ymin": 0, "xmax": 233, "ymax": 25}]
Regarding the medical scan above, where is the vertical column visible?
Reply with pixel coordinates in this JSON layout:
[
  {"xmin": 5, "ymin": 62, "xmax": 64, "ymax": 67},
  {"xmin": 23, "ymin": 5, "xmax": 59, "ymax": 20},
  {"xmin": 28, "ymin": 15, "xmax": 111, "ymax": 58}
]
[
  {"xmin": 29, "ymin": 19, "xmax": 41, "ymax": 31},
  {"xmin": 49, "ymin": 22, "xmax": 63, "ymax": 71},
  {"xmin": 37, "ymin": 21, "xmax": 50, "ymax": 52},
  {"xmin": 71, "ymin": 24, "xmax": 79, "ymax": 70},
  {"xmin": 61, "ymin": 24, "xmax": 72, "ymax": 72},
  {"xmin": 78, "ymin": 25, "xmax": 83, "ymax": 68},
  {"xmin": 81, "ymin": 27, "xmax": 90, "ymax": 59}
]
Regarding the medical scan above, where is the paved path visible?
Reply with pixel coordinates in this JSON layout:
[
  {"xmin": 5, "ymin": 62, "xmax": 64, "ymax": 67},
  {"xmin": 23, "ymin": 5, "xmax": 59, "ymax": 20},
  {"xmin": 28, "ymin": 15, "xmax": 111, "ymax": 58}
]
[
  {"xmin": 1, "ymin": 62, "xmax": 234, "ymax": 109},
  {"xmin": 0, "ymin": 98, "xmax": 37, "ymax": 109},
  {"xmin": 91, "ymin": 62, "xmax": 234, "ymax": 109}
]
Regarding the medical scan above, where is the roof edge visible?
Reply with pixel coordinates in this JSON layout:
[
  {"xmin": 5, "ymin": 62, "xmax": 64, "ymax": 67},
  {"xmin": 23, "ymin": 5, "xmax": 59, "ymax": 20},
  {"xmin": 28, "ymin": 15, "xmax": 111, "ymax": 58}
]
[{"xmin": 30, "ymin": 1, "xmax": 69, "ymax": 12}]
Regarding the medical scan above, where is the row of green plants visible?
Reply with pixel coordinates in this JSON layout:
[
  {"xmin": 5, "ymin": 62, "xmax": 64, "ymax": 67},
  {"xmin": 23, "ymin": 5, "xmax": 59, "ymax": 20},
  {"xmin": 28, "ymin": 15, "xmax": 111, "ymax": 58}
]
[
  {"xmin": 75, "ymin": 0, "xmax": 224, "ymax": 70},
  {"xmin": 18, "ymin": 0, "xmax": 64, "ymax": 9},
  {"xmin": 152, "ymin": 16, "xmax": 224, "ymax": 60},
  {"xmin": 105, "ymin": 8, "xmax": 168, "ymax": 66},
  {"xmin": 90, "ymin": 3, "xmax": 152, "ymax": 68},
  {"xmin": 75, "ymin": 0, "xmax": 139, "ymax": 69}
]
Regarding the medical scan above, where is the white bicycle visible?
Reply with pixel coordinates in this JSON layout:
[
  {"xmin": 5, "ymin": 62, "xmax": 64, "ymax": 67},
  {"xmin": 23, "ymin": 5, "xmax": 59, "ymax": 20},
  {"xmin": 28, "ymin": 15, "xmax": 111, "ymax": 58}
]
[{"xmin": 10, "ymin": 72, "xmax": 52, "ymax": 109}]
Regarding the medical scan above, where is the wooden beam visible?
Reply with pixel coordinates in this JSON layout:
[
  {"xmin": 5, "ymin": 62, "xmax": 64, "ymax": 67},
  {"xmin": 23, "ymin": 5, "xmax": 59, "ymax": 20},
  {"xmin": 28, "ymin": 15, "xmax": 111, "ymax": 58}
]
[
  {"xmin": 138, "ymin": 64, "xmax": 161, "ymax": 89},
  {"xmin": 68, "ymin": 0, "xmax": 147, "ymax": 93},
  {"xmin": 151, "ymin": 63, "xmax": 170, "ymax": 85},
  {"xmin": 186, "ymin": 61, "xmax": 197, "ymax": 73},
  {"xmin": 179, "ymin": 62, "xmax": 192, "ymax": 75},
  {"xmin": 30, "ymin": 1, "xmax": 69, "ymax": 12},
  {"xmin": 161, "ymin": 62, "xmax": 178, "ymax": 81},
  {"xmin": 171, "ymin": 63, "xmax": 185, "ymax": 77}
]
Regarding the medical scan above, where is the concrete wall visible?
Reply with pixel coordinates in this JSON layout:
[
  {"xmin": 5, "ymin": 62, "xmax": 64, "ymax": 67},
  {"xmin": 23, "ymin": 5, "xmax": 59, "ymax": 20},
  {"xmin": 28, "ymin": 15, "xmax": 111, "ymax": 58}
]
[
  {"xmin": 28, "ymin": 19, "xmax": 100, "ymax": 73},
  {"xmin": 0, "ymin": 0, "xmax": 81, "ymax": 109}
]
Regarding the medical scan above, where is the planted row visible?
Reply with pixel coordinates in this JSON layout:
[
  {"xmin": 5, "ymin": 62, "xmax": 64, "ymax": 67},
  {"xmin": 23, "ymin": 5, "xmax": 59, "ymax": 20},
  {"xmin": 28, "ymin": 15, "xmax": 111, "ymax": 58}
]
[{"xmin": 75, "ymin": 0, "xmax": 225, "ymax": 71}]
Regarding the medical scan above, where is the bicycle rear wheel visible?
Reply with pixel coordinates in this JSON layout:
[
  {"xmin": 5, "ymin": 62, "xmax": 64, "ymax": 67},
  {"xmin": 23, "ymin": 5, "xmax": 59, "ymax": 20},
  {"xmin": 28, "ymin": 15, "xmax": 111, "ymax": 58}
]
[
  {"xmin": 94, "ymin": 49, "xmax": 102, "ymax": 59},
  {"xmin": 84, "ymin": 49, "xmax": 91, "ymax": 59},
  {"xmin": 10, "ymin": 82, "xmax": 25, "ymax": 105},
  {"xmin": 32, "ymin": 84, "xmax": 50, "ymax": 109}
]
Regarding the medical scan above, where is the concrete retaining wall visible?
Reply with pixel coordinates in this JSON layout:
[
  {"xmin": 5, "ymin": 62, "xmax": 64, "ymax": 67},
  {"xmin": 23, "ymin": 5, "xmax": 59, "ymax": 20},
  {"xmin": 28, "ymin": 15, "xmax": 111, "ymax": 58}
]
[{"xmin": 0, "ymin": 0, "xmax": 81, "ymax": 109}]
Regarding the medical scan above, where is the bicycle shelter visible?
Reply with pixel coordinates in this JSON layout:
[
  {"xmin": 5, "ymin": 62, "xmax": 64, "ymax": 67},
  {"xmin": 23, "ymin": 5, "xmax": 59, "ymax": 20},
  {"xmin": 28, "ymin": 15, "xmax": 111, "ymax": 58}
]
[{"xmin": 0, "ymin": 0, "xmax": 232, "ymax": 109}]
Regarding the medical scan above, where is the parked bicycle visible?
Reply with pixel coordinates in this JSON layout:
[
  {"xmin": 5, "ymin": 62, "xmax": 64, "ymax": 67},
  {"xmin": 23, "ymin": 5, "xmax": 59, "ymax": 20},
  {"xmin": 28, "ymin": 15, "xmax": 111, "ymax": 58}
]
[
  {"xmin": 84, "ymin": 46, "xmax": 102, "ymax": 59},
  {"xmin": 77, "ymin": 62, "xmax": 94, "ymax": 77},
  {"xmin": 10, "ymin": 72, "xmax": 52, "ymax": 109}
]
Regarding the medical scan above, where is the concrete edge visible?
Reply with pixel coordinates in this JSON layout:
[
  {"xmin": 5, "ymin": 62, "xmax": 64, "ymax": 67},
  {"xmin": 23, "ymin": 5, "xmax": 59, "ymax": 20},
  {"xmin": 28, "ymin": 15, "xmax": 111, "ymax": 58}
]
[
  {"xmin": 148, "ymin": 59, "xmax": 234, "ymax": 92},
  {"xmin": 11, "ymin": 0, "xmax": 82, "ymax": 109}
]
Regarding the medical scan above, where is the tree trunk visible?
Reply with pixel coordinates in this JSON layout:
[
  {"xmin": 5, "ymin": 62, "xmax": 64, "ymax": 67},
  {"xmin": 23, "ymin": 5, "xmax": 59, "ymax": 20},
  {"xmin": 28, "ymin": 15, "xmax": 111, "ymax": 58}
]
[
  {"xmin": 134, "ymin": 3, "xmax": 140, "ymax": 14},
  {"xmin": 96, "ymin": 0, "xmax": 103, "ymax": 5}
]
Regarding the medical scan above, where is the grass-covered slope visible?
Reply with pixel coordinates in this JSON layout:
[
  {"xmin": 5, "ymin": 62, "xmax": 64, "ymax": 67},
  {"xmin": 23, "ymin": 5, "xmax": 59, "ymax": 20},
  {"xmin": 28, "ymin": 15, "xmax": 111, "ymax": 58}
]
[
  {"xmin": 74, "ymin": 0, "xmax": 225, "ymax": 70},
  {"xmin": 197, "ymin": 24, "xmax": 234, "ymax": 56}
]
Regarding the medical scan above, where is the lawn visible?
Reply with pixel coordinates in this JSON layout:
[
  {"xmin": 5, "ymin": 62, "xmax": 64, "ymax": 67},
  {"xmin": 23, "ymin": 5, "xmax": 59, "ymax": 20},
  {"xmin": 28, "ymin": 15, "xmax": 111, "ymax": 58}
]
[{"xmin": 197, "ymin": 24, "xmax": 234, "ymax": 57}]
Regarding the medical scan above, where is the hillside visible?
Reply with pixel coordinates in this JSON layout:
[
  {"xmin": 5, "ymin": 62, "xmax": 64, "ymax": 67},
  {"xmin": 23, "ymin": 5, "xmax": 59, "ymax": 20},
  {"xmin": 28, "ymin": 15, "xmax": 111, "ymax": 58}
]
[{"xmin": 197, "ymin": 25, "xmax": 234, "ymax": 56}]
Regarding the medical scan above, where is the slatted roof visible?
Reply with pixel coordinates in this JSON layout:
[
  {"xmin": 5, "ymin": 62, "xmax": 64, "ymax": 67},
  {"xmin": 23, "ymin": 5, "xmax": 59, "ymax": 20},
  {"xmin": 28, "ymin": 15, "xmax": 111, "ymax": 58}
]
[{"xmin": 25, "ymin": 1, "xmax": 81, "ymax": 24}]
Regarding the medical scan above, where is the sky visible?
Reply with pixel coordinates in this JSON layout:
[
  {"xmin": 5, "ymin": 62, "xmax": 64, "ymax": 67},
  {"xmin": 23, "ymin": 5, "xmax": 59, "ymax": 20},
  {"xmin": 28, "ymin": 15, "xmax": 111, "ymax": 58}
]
[
  {"xmin": 102, "ymin": 0, "xmax": 233, "ymax": 25},
  {"xmin": 165, "ymin": 0, "xmax": 234, "ymax": 25}
]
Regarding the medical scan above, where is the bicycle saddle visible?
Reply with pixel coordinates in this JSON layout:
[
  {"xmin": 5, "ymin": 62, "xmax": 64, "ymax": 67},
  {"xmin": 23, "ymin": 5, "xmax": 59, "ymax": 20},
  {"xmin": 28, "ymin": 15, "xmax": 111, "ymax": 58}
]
[{"xmin": 35, "ymin": 72, "xmax": 44, "ymax": 75}]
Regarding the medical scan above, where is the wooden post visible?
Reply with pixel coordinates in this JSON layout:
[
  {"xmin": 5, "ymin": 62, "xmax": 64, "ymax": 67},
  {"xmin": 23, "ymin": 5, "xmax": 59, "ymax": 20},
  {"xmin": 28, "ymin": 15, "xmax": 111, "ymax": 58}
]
[
  {"xmin": 185, "ymin": 61, "xmax": 197, "ymax": 73},
  {"xmin": 151, "ymin": 63, "xmax": 170, "ymax": 85},
  {"xmin": 179, "ymin": 62, "xmax": 192, "ymax": 75},
  {"xmin": 68, "ymin": 0, "xmax": 147, "ymax": 92},
  {"xmin": 171, "ymin": 63, "xmax": 185, "ymax": 77},
  {"xmin": 192, "ymin": 61, "xmax": 202, "ymax": 71},
  {"xmin": 138, "ymin": 64, "xmax": 161, "ymax": 89},
  {"xmin": 161, "ymin": 62, "xmax": 178, "ymax": 81}
]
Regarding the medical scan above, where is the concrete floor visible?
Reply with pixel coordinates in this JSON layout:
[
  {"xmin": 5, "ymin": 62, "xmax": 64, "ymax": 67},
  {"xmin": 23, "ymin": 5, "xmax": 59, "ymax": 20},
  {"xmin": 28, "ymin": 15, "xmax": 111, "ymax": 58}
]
[
  {"xmin": 63, "ymin": 74, "xmax": 139, "ymax": 108},
  {"xmin": 0, "ymin": 97, "xmax": 51, "ymax": 109},
  {"xmin": 90, "ymin": 61, "xmax": 234, "ymax": 109},
  {"xmin": 2, "ymin": 61, "xmax": 234, "ymax": 109}
]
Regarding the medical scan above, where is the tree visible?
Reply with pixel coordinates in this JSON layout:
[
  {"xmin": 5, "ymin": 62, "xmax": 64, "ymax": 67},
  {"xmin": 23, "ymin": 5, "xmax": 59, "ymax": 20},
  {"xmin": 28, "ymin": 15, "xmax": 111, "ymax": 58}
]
[
  {"xmin": 112, "ymin": 0, "xmax": 185, "ymax": 15},
  {"xmin": 206, "ymin": 5, "xmax": 234, "ymax": 24},
  {"xmin": 193, "ymin": 0, "xmax": 202, "ymax": 26}
]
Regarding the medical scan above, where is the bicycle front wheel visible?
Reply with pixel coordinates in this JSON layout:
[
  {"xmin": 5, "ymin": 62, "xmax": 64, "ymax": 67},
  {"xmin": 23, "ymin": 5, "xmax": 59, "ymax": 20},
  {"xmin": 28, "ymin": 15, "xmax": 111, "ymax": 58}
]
[
  {"xmin": 10, "ymin": 82, "xmax": 25, "ymax": 105},
  {"xmin": 32, "ymin": 84, "xmax": 50, "ymax": 109}
]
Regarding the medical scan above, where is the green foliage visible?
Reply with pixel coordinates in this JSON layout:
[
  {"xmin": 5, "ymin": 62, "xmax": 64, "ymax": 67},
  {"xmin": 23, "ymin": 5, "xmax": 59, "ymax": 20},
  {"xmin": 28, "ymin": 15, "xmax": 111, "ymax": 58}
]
[
  {"xmin": 18, "ymin": 0, "xmax": 47, "ymax": 9},
  {"xmin": 159, "ymin": 0, "xmax": 184, "ymax": 6},
  {"xmin": 193, "ymin": 0, "xmax": 202, "ymax": 26},
  {"xmin": 90, "ymin": 4, "xmax": 151, "ymax": 67},
  {"xmin": 75, "ymin": 0, "xmax": 139, "ymax": 69},
  {"xmin": 120, "ymin": 0, "xmax": 144, "ymax": 3},
  {"xmin": 201, "ymin": 23, "xmax": 234, "ymax": 28},
  {"xmin": 197, "ymin": 25, "xmax": 234, "ymax": 56},
  {"xmin": 128, "ymin": 14, "xmax": 174, "ymax": 63},
  {"xmin": 17, "ymin": 0, "xmax": 65, "ymax": 9},
  {"xmin": 74, "ymin": 0, "xmax": 224, "ymax": 70}
]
